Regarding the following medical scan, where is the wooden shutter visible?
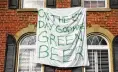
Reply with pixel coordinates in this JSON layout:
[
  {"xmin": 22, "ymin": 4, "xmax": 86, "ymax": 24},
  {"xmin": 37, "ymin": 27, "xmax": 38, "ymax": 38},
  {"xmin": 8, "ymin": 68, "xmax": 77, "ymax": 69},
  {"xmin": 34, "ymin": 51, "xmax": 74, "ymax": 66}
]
[
  {"xmin": 46, "ymin": 0, "xmax": 56, "ymax": 8},
  {"xmin": 71, "ymin": 0, "xmax": 81, "ymax": 7},
  {"xmin": 44, "ymin": 65, "xmax": 55, "ymax": 72},
  {"xmin": 8, "ymin": 0, "xmax": 18, "ymax": 9},
  {"xmin": 110, "ymin": 0, "xmax": 118, "ymax": 8},
  {"xmin": 72, "ymin": 67, "xmax": 82, "ymax": 72},
  {"xmin": 4, "ymin": 34, "xmax": 17, "ymax": 72},
  {"xmin": 113, "ymin": 35, "xmax": 118, "ymax": 72}
]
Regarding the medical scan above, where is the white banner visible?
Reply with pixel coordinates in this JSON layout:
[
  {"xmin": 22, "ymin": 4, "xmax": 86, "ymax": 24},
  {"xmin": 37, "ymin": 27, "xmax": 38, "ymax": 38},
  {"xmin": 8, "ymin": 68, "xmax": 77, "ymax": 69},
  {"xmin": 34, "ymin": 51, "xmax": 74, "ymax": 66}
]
[{"xmin": 36, "ymin": 7, "xmax": 89, "ymax": 67}]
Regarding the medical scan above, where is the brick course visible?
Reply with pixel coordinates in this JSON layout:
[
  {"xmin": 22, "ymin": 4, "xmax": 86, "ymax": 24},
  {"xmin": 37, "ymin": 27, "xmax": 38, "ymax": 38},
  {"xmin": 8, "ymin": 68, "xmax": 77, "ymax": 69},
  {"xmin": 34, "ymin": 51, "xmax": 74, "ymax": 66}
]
[{"xmin": 0, "ymin": 0, "xmax": 118, "ymax": 72}]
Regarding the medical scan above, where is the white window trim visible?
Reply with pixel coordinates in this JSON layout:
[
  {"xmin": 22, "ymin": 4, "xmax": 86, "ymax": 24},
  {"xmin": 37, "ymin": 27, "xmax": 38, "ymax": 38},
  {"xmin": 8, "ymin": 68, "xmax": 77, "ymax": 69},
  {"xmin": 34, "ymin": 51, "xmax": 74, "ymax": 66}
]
[
  {"xmin": 84, "ymin": 45, "xmax": 111, "ymax": 72},
  {"xmin": 82, "ymin": 0, "xmax": 111, "ymax": 11},
  {"xmin": 94, "ymin": 51, "xmax": 98, "ymax": 72},
  {"xmin": 20, "ymin": 0, "xmax": 45, "ymax": 9},
  {"xmin": 83, "ymin": 0, "xmax": 107, "ymax": 8},
  {"xmin": 19, "ymin": 45, "xmax": 36, "ymax": 49},
  {"xmin": 17, "ymin": 45, "xmax": 43, "ymax": 72},
  {"xmin": 88, "ymin": 45, "xmax": 108, "ymax": 50},
  {"xmin": 85, "ymin": 34, "xmax": 111, "ymax": 72}
]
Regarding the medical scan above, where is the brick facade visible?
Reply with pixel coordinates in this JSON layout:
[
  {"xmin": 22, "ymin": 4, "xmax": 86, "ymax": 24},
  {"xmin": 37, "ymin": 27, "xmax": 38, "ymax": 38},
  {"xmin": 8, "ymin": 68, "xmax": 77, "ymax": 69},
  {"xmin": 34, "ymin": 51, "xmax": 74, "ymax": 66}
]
[
  {"xmin": 56, "ymin": 0, "xmax": 71, "ymax": 8},
  {"xmin": 0, "ymin": 0, "xmax": 118, "ymax": 72}
]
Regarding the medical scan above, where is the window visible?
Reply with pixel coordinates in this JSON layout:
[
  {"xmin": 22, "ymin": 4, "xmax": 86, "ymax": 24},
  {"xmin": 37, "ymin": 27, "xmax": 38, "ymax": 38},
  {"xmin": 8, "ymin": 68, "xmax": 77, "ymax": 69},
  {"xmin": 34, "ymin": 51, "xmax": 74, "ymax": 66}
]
[
  {"xmin": 21, "ymin": 0, "xmax": 44, "ymax": 8},
  {"xmin": 71, "ymin": 0, "xmax": 107, "ymax": 8},
  {"xmin": 18, "ymin": 34, "xmax": 41, "ymax": 72},
  {"xmin": 84, "ymin": 0, "xmax": 106, "ymax": 8},
  {"xmin": 19, "ymin": 0, "xmax": 56, "ymax": 9},
  {"xmin": 85, "ymin": 34, "xmax": 110, "ymax": 72},
  {"xmin": 9, "ymin": 0, "xmax": 118, "ymax": 9}
]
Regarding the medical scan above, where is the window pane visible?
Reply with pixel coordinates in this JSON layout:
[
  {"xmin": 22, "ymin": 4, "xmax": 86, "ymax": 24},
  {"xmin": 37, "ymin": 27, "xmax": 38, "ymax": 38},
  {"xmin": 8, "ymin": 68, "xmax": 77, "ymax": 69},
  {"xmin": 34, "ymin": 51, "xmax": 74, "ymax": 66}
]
[
  {"xmin": 19, "ymin": 34, "xmax": 41, "ymax": 72},
  {"xmin": 91, "ymin": 1, "xmax": 97, "ymax": 8},
  {"xmin": 98, "ymin": 50, "xmax": 109, "ymax": 72},
  {"xmin": 98, "ymin": 1, "xmax": 105, "ymax": 7},
  {"xmin": 84, "ymin": 1, "xmax": 90, "ymax": 8},
  {"xmin": 19, "ymin": 49, "xmax": 41, "ymax": 72},
  {"xmin": 86, "ymin": 50, "xmax": 109, "ymax": 72},
  {"xmin": 23, "ymin": 0, "xmax": 44, "ymax": 8},
  {"xmin": 84, "ymin": 0, "xmax": 106, "ymax": 8},
  {"xmin": 20, "ymin": 35, "xmax": 36, "ymax": 45},
  {"xmin": 87, "ymin": 35, "xmax": 107, "ymax": 45}
]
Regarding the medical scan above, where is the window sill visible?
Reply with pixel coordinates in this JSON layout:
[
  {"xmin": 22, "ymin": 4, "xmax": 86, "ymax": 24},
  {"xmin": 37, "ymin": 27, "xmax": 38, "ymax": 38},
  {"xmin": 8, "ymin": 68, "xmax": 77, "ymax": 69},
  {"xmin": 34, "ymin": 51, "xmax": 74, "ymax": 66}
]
[
  {"xmin": 87, "ymin": 8, "xmax": 111, "ymax": 12},
  {"xmin": 17, "ymin": 8, "xmax": 38, "ymax": 12},
  {"xmin": 17, "ymin": 8, "xmax": 111, "ymax": 12}
]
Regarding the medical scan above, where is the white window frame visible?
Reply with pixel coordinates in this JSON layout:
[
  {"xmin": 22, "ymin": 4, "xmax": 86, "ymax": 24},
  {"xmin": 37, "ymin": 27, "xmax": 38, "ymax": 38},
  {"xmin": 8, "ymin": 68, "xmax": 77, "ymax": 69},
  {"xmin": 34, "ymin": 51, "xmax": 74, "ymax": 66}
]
[
  {"xmin": 17, "ymin": 34, "xmax": 43, "ymax": 72},
  {"xmin": 84, "ymin": 35, "xmax": 111, "ymax": 72},
  {"xmin": 83, "ymin": 0, "xmax": 108, "ymax": 8},
  {"xmin": 20, "ymin": 0, "xmax": 45, "ymax": 9},
  {"xmin": 84, "ymin": 45, "xmax": 111, "ymax": 72},
  {"xmin": 81, "ymin": 0, "xmax": 110, "ymax": 11},
  {"xmin": 17, "ymin": 45, "xmax": 43, "ymax": 72}
]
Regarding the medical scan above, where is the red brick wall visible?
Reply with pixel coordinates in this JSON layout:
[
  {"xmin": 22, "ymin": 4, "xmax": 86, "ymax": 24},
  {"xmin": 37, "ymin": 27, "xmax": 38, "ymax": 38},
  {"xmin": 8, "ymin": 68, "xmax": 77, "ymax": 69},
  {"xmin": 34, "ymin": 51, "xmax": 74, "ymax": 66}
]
[
  {"xmin": 87, "ymin": 10, "xmax": 118, "ymax": 36},
  {"xmin": 0, "ymin": 0, "xmax": 118, "ymax": 72},
  {"xmin": 56, "ymin": 0, "xmax": 71, "ymax": 8},
  {"xmin": 0, "ymin": 0, "xmax": 37, "ymax": 72}
]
